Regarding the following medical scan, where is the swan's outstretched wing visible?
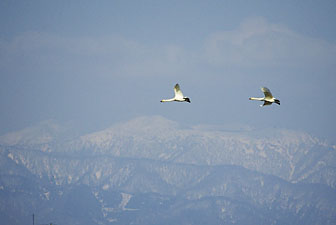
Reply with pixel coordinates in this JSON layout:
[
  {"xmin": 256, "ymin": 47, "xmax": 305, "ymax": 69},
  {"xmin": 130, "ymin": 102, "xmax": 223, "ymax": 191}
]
[
  {"xmin": 262, "ymin": 101, "xmax": 272, "ymax": 106},
  {"xmin": 261, "ymin": 87, "xmax": 273, "ymax": 99},
  {"xmin": 174, "ymin": 83, "xmax": 184, "ymax": 99}
]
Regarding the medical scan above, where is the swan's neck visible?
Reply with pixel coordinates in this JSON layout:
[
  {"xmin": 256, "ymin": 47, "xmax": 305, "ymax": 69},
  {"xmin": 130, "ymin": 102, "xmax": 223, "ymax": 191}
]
[
  {"xmin": 161, "ymin": 98, "xmax": 175, "ymax": 102},
  {"xmin": 249, "ymin": 97, "xmax": 264, "ymax": 101}
]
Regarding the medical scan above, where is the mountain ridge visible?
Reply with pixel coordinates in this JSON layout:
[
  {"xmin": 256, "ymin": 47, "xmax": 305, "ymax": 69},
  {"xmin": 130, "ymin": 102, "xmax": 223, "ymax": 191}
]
[{"xmin": 1, "ymin": 115, "xmax": 335, "ymax": 224}]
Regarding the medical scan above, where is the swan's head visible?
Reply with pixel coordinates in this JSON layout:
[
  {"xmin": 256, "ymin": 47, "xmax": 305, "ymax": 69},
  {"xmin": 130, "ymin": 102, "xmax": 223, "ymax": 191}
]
[
  {"xmin": 274, "ymin": 99, "xmax": 280, "ymax": 105},
  {"xmin": 184, "ymin": 97, "xmax": 191, "ymax": 103}
]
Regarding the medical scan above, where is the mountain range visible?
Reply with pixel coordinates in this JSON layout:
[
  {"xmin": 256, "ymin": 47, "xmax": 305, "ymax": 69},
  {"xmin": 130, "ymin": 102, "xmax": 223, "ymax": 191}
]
[{"xmin": 1, "ymin": 116, "xmax": 335, "ymax": 225}]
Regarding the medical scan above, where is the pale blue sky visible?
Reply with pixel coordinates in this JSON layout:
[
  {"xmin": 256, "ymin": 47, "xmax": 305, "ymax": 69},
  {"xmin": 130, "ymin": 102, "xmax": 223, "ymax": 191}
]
[{"xmin": 0, "ymin": 0, "xmax": 335, "ymax": 142}]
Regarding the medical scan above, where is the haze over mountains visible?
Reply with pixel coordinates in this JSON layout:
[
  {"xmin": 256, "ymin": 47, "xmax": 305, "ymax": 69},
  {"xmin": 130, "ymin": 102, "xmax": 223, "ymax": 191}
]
[{"xmin": 1, "ymin": 116, "xmax": 335, "ymax": 225}]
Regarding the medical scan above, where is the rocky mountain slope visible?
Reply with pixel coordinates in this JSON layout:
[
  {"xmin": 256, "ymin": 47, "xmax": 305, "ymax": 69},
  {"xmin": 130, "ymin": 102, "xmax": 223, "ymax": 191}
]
[{"xmin": 0, "ymin": 116, "xmax": 335, "ymax": 225}]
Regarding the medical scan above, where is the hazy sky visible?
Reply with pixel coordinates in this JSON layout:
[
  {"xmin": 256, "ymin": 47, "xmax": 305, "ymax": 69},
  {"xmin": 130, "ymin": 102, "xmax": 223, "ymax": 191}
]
[{"xmin": 0, "ymin": 0, "xmax": 335, "ymax": 143}]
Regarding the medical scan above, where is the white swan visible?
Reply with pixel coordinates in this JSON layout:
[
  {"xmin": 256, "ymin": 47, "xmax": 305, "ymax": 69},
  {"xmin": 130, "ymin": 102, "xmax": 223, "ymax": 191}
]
[
  {"xmin": 249, "ymin": 87, "xmax": 280, "ymax": 106},
  {"xmin": 160, "ymin": 83, "xmax": 191, "ymax": 103}
]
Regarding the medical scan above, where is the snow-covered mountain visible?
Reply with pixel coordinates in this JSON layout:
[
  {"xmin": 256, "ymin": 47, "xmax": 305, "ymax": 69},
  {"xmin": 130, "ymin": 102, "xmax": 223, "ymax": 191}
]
[
  {"xmin": 0, "ymin": 116, "xmax": 335, "ymax": 225},
  {"xmin": 61, "ymin": 116, "xmax": 336, "ymax": 188}
]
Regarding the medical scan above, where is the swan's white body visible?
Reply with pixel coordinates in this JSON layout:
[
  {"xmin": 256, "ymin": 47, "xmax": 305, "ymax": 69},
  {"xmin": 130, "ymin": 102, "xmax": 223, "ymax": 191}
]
[
  {"xmin": 160, "ymin": 84, "xmax": 191, "ymax": 103},
  {"xmin": 249, "ymin": 87, "xmax": 280, "ymax": 106}
]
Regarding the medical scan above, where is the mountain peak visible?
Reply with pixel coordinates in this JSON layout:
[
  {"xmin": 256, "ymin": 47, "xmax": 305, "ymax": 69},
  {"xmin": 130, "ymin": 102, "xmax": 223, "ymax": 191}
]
[
  {"xmin": 120, "ymin": 115, "xmax": 179, "ymax": 131},
  {"xmin": 0, "ymin": 120, "xmax": 62, "ymax": 146}
]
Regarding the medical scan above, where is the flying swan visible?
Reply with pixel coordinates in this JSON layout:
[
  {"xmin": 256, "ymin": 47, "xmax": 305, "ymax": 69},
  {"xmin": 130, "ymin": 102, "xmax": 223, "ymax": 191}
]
[
  {"xmin": 160, "ymin": 83, "xmax": 191, "ymax": 103},
  {"xmin": 249, "ymin": 87, "xmax": 280, "ymax": 106}
]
